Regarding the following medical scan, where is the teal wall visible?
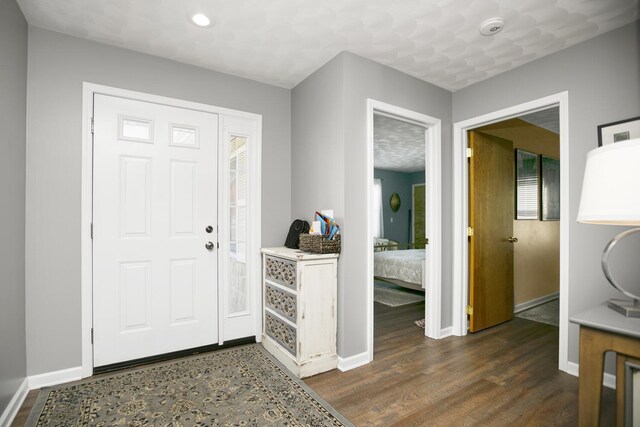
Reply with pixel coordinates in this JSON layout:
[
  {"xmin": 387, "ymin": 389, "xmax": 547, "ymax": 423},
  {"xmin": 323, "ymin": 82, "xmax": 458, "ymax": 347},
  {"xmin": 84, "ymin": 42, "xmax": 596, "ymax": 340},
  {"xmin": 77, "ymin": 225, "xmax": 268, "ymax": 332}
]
[{"xmin": 374, "ymin": 168, "xmax": 424, "ymax": 244}]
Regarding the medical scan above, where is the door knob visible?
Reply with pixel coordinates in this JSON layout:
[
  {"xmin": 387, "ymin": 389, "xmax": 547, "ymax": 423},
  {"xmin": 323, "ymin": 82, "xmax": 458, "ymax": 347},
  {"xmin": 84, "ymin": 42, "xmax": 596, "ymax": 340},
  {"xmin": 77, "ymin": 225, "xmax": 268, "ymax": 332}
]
[
  {"xmin": 507, "ymin": 237, "xmax": 518, "ymax": 243},
  {"xmin": 205, "ymin": 241, "xmax": 214, "ymax": 251}
]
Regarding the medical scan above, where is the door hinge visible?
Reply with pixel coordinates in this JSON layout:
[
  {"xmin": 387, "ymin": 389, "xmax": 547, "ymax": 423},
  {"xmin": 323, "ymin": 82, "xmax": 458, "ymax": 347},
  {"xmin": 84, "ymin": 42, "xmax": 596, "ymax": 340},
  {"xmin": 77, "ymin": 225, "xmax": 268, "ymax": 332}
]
[
  {"xmin": 466, "ymin": 305, "xmax": 473, "ymax": 316},
  {"xmin": 91, "ymin": 328, "xmax": 94, "ymax": 344},
  {"xmin": 90, "ymin": 223, "xmax": 93, "ymax": 239},
  {"xmin": 467, "ymin": 227, "xmax": 474, "ymax": 237},
  {"xmin": 91, "ymin": 117, "xmax": 94, "ymax": 135},
  {"xmin": 466, "ymin": 147, "xmax": 473, "ymax": 158}
]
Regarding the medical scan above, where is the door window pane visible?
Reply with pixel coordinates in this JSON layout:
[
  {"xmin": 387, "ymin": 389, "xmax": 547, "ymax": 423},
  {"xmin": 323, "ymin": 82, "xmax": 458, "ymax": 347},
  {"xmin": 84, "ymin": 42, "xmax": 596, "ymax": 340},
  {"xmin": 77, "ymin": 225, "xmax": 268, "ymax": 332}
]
[
  {"xmin": 119, "ymin": 116, "xmax": 153, "ymax": 143},
  {"xmin": 170, "ymin": 125, "xmax": 198, "ymax": 148},
  {"xmin": 228, "ymin": 135, "xmax": 248, "ymax": 314}
]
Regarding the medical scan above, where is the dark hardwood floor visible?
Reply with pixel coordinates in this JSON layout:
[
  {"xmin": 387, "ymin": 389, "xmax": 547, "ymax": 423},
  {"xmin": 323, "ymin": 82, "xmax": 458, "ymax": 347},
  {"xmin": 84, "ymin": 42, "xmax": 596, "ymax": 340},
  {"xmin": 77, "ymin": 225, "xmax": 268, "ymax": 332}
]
[
  {"xmin": 12, "ymin": 390, "xmax": 38, "ymax": 426},
  {"xmin": 12, "ymin": 301, "xmax": 615, "ymax": 426},
  {"xmin": 304, "ymin": 301, "xmax": 615, "ymax": 427}
]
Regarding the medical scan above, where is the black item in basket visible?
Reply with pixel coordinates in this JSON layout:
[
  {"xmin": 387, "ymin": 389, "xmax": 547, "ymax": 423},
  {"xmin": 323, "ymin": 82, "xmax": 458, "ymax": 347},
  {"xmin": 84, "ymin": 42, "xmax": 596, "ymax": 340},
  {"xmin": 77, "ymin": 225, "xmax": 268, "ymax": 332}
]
[{"xmin": 284, "ymin": 219, "xmax": 310, "ymax": 249}]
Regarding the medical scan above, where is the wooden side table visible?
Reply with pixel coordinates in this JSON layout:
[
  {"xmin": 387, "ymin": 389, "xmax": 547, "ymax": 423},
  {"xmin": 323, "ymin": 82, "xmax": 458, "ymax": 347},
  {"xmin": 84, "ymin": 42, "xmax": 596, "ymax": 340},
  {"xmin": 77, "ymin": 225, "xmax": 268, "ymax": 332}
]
[{"xmin": 571, "ymin": 303, "xmax": 640, "ymax": 426}]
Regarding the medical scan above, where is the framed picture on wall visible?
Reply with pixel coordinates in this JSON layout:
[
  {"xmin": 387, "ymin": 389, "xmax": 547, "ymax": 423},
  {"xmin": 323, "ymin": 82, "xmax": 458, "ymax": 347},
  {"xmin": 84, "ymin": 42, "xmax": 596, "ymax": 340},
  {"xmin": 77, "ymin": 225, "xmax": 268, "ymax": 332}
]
[
  {"xmin": 541, "ymin": 155, "xmax": 560, "ymax": 221},
  {"xmin": 597, "ymin": 116, "xmax": 640, "ymax": 146},
  {"xmin": 515, "ymin": 149, "xmax": 539, "ymax": 220}
]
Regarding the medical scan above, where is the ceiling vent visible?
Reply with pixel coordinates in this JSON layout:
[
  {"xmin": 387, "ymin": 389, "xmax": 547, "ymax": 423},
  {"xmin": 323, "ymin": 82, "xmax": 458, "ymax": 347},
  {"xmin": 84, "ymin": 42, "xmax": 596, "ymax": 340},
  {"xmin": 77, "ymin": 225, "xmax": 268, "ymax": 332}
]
[{"xmin": 479, "ymin": 18, "xmax": 505, "ymax": 36}]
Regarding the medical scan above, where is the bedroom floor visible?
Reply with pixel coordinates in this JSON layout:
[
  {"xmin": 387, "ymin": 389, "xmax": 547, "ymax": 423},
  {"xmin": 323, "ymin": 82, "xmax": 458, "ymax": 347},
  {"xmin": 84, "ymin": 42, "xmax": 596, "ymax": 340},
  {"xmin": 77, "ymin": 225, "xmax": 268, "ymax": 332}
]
[{"xmin": 304, "ymin": 301, "xmax": 616, "ymax": 426}]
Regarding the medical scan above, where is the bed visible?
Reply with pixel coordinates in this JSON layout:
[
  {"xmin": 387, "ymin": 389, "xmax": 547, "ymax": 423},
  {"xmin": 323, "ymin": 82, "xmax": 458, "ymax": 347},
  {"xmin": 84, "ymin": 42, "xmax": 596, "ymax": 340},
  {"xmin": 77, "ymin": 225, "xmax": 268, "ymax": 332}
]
[{"xmin": 374, "ymin": 249, "xmax": 426, "ymax": 292}]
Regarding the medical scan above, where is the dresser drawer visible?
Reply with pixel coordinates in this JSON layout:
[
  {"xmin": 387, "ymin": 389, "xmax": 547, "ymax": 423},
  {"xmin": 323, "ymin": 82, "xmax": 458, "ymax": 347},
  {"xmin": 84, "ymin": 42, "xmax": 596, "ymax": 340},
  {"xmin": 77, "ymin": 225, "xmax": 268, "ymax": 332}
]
[
  {"xmin": 264, "ymin": 255, "xmax": 297, "ymax": 290},
  {"xmin": 265, "ymin": 312, "xmax": 297, "ymax": 356},
  {"xmin": 265, "ymin": 283, "xmax": 297, "ymax": 323}
]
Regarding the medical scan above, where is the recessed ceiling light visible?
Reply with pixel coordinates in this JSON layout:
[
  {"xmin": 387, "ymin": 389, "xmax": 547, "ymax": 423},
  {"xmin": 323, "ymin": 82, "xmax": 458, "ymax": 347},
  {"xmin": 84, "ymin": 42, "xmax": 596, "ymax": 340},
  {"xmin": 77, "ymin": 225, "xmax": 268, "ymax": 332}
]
[
  {"xmin": 479, "ymin": 17, "xmax": 505, "ymax": 36},
  {"xmin": 191, "ymin": 13, "xmax": 211, "ymax": 27}
]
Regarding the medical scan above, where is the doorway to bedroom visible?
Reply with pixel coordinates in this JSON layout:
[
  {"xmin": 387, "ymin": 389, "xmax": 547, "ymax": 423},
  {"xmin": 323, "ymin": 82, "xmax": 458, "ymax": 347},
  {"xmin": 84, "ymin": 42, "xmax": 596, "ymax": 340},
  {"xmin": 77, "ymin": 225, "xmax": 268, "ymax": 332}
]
[
  {"xmin": 365, "ymin": 99, "xmax": 442, "ymax": 361},
  {"xmin": 372, "ymin": 113, "xmax": 428, "ymax": 337}
]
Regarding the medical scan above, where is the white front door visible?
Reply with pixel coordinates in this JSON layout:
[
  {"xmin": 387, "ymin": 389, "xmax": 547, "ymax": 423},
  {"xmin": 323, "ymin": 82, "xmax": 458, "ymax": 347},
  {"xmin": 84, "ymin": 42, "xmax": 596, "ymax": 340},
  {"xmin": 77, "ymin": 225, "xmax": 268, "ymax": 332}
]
[{"xmin": 93, "ymin": 94, "xmax": 218, "ymax": 367}]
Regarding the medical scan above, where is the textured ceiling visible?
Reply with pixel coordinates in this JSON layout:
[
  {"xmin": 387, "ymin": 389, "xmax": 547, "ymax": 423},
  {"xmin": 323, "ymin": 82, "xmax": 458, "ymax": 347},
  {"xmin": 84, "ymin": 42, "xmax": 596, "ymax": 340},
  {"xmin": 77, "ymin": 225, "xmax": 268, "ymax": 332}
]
[
  {"xmin": 375, "ymin": 107, "xmax": 561, "ymax": 172},
  {"xmin": 16, "ymin": 0, "xmax": 639, "ymax": 91},
  {"xmin": 520, "ymin": 107, "xmax": 560, "ymax": 134},
  {"xmin": 374, "ymin": 115, "xmax": 425, "ymax": 173}
]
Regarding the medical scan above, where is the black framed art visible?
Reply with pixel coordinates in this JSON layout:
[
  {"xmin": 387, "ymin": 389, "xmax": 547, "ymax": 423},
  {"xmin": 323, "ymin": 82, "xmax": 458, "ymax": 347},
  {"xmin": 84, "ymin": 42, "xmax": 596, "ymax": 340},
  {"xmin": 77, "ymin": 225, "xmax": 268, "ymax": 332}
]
[
  {"xmin": 597, "ymin": 116, "xmax": 640, "ymax": 146},
  {"xmin": 515, "ymin": 149, "xmax": 539, "ymax": 220},
  {"xmin": 541, "ymin": 155, "xmax": 560, "ymax": 221}
]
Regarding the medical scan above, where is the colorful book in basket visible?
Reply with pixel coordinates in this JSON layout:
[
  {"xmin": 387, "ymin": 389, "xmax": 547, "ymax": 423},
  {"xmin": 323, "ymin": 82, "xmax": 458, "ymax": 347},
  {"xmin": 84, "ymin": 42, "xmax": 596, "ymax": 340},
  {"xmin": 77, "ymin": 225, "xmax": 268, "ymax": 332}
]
[{"xmin": 315, "ymin": 211, "xmax": 340, "ymax": 239}]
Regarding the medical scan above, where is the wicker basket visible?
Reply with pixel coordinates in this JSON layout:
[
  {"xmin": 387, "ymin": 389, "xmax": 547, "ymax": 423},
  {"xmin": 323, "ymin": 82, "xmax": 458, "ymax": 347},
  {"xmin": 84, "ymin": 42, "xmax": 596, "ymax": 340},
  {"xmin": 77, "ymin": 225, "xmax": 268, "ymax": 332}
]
[{"xmin": 298, "ymin": 234, "xmax": 341, "ymax": 254}]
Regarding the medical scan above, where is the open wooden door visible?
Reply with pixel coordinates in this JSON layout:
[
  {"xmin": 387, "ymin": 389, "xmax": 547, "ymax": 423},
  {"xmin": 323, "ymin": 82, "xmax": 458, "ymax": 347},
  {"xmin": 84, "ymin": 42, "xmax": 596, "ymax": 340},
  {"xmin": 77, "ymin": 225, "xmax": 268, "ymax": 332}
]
[{"xmin": 468, "ymin": 131, "xmax": 515, "ymax": 333}]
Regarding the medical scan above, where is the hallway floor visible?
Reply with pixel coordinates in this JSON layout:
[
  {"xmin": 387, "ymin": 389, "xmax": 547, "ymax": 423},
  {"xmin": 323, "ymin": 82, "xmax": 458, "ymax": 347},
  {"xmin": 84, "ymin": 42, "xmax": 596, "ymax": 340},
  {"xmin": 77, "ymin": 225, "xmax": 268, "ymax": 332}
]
[{"xmin": 304, "ymin": 301, "xmax": 615, "ymax": 426}]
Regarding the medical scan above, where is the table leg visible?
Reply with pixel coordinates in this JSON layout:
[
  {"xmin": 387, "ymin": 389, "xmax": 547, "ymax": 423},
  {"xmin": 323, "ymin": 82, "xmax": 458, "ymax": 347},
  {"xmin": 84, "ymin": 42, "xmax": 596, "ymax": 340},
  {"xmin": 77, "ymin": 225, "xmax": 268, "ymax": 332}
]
[
  {"xmin": 578, "ymin": 327, "xmax": 610, "ymax": 426},
  {"xmin": 616, "ymin": 354, "xmax": 626, "ymax": 427}
]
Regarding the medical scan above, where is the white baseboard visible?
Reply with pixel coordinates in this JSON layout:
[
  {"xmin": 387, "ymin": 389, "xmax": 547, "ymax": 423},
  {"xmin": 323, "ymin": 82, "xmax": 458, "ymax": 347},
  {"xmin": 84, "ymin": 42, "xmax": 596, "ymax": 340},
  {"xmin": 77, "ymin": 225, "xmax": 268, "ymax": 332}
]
[
  {"xmin": 514, "ymin": 292, "xmax": 559, "ymax": 314},
  {"xmin": 565, "ymin": 361, "xmax": 578, "ymax": 376},
  {"xmin": 0, "ymin": 378, "xmax": 29, "ymax": 427},
  {"xmin": 337, "ymin": 351, "xmax": 370, "ymax": 372},
  {"xmin": 439, "ymin": 326, "xmax": 453, "ymax": 338},
  {"xmin": 28, "ymin": 366, "xmax": 82, "ymax": 390},
  {"xmin": 566, "ymin": 361, "xmax": 616, "ymax": 389}
]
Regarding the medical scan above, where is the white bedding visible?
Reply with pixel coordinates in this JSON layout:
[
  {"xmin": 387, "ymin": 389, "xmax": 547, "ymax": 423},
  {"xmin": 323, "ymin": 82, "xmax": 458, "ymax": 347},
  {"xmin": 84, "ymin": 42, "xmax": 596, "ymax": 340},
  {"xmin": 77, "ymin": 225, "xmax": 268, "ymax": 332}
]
[{"xmin": 374, "ymin": 249, "xmax": 425, "ymax": 286}]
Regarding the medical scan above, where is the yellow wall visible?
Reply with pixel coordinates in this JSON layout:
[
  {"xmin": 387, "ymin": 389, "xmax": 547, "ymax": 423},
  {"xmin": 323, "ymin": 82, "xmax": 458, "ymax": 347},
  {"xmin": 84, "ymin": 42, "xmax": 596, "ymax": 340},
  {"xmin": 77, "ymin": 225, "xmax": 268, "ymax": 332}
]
[{"xmin": 477, "ymin": 118, "xmax": 560, "ymax": 306}]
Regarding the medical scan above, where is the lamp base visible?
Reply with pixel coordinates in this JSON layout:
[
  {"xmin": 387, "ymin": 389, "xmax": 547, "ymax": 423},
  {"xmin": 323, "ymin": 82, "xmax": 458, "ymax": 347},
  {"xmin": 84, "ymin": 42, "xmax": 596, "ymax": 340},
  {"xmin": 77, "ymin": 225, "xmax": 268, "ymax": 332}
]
[{"xmin": 608, "ymin": 299, "xmax": 640, "ymax": 318}]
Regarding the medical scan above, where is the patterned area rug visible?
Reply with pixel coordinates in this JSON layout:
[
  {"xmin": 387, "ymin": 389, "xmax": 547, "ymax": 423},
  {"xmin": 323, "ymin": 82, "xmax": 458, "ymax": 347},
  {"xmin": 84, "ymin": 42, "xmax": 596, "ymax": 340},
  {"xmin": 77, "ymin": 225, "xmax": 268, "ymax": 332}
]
[
  {"xmin": 515, "ymin": 299, "xmax": 559, "ymax": 327},
  {"xmin": 27, "ymin": 344, "xmax": 353, "ymax": 426},
  {"xmin": 374, "ymin": 281, "xmax": 425, "ymax": 307}
]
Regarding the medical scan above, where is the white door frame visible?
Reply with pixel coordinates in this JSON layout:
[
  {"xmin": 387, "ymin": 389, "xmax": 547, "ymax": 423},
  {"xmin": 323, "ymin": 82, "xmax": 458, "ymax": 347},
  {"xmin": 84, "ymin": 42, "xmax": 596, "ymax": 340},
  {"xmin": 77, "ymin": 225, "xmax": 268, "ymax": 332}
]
[
  {"xmin": 81, "ymin": 82, "xmax": 262, "ymax": 377},
  {"xmin": 451, "ymin": 91, "xmax": 570, "ymax": 372},
  {"xmin": 366, "ymin": 99, "xmax": 442, "ymax": 362}
]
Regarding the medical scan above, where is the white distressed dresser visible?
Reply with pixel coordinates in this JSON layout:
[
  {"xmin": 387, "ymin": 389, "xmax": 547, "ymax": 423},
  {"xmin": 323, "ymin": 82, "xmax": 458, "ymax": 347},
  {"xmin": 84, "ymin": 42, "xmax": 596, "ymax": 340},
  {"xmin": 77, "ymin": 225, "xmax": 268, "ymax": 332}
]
[{"xmin": 260, "ymin": 247, "xmax": 339, "ymax": 378}]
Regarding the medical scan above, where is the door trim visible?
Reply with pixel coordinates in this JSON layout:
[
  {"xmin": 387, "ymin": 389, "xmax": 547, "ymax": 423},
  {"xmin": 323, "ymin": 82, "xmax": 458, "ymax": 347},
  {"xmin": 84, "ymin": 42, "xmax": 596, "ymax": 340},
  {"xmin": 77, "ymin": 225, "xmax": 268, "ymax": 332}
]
[
  {"xmin": 451, "ymin": 91, "xmax": 570, "ymax": 372},
  {"xmin": 366, "ymin": 99, "xmax": 443, "ymax": 364},
  {"xmin": 81, "ymin": 82, "xmax": 262, "ymax": 378}
]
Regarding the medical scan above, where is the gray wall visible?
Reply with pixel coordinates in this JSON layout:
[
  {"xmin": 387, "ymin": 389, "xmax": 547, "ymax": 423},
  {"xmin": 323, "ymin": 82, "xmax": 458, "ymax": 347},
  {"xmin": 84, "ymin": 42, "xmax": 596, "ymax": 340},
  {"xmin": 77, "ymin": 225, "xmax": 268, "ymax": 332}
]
[
  {"xmin": 293, "ymin": 52, "xmax": 452, "ymax": 358},
  {"xmin": 25, "ymin": 28, "xmax": 292, "ymax": 375},
  {"xmin": 291, "ymin": 53, "xmax": 347, "ymax": 353},
  {"xmin": 0, "ymin": 0, "xmax": 28, "ymax": 414},
  {"xmin": 342, "ymin": 53, "xmax": 453, "ymax": 356},
  {"xmin": 373, "ymin": 168, "xmax": 424, "ymax": 244},
  {"xmin": 291, "ymin": 55, "xmax": 345, "ymax": 228},
  {"xmin": 453, "ymin": 22, "xmax": 640, "ymax": 366}
]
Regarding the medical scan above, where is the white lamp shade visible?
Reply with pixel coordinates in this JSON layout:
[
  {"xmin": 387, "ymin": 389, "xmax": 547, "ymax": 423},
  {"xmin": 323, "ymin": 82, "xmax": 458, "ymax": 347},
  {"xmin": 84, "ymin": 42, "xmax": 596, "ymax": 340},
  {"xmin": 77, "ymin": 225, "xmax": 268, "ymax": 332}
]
[{"xmin": 577, "ymin": 138, "xmax": 640, "ymax": 225}]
